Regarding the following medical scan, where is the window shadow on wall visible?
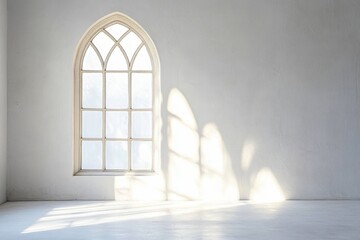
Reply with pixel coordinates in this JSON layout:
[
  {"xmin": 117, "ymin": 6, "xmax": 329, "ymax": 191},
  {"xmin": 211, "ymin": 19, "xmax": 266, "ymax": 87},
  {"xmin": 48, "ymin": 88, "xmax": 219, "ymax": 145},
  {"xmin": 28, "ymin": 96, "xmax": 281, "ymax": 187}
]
[
  {"xmin": 112, "ymin": 88, "xmax": 285, "ymax": 202},
  {"xmin": 166, "ymin": 88, "xmax": 239, "ymax": 200},
  {"xmin": 165, "ymin": 88, "xmax": 286, "ymax": 202}
]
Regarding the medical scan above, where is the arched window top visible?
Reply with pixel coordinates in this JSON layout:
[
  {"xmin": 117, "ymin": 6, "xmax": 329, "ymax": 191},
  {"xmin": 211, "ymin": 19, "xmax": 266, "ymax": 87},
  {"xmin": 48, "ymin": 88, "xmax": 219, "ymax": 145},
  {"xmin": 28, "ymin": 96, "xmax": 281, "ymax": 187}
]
[
  {"xmin": 75, "ymin": 12, "xmax": 159, "ymax": 73},
  {"xmin": 74, "ymin": 13, "xmax": 160, "ymax": 175}
]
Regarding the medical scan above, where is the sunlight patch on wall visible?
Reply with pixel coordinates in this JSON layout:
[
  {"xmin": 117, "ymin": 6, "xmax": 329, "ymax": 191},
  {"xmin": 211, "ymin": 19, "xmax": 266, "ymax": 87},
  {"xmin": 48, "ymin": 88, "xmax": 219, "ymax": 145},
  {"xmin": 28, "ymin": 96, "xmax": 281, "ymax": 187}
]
[
  {"xmin": 167, "ymin": 88, "xmax": 200, "ymax": 200},
  {"xmin": 167, "ymin": 88, "xmax": 239, "ymax": 200},
  {"xmin": 241, "ymin": 141, "xmax": 256, "ymax": 171},
  {"xmin": 168, "ymin": 116, "xmax": 199, "ymax": 160},
  {"xmin": 167, "ymin": 152, "xmax": 201, "ymax": 199},
  {"xmin": 249, "ymin": 168, "xmax": 286, "ymax": 203},
  {"xmin": 167, "ymin": 88, "xmax": 197, "ymax": 129},
  {"xmin": 200, "ymin": 123, "xmax": 239, "ymax": 200}
]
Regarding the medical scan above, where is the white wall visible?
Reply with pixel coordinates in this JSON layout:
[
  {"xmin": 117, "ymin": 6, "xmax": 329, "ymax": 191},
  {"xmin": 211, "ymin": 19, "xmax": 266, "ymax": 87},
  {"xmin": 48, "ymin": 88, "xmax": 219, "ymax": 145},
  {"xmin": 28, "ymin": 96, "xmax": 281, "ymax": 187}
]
[
  {"xmin": 7, "ymin": 0, "xmax": 360, "ymax": 200},
  {"xmin": 0, "ymin": 0, "xmax": 7, "ymax": 204}
]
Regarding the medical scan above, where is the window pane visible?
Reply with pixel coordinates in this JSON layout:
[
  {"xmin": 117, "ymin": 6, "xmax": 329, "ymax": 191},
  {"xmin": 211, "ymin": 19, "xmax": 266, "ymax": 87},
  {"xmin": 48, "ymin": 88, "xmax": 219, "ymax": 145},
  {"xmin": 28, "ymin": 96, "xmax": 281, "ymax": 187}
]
[
  {"xmin": 82, "ymin": 111, "xmax": 102, "ymax": 138},
  {"xmin": 132, "ymin": 111, "xmax": 152, "ymax": 138},
  {"xmin": 92, "ymin": 31, "xmax": 115, "ymax": 61},
  {"xmin": 132, "ymin": 45, "xmax": 152, "ymax": 70},
  {"xmin": 82, "ymin": 141, "xmax": 102, "ymax": 169},
  {"xmin": 106, "ymin": 111, "xmax": 128, "ymax": 138},
  {"xmin": 132, "ymin": 73, "xmax": 152, "ymax": 109},
  {"xmin": 131, "ymin": 141, "xmax": 152, "ymax": 170},
  {"xmin": 106, "ymin": 73, "xmax": 128, "ymax": 108},
  {"xmin": 105, "ymin": 24, "xmax": 128, "ymax": 40},
  {"xmin": 106, "ymin": 141, "xmax": 128, "ymax": 170},
  {"xmin": 120, "ymin": 32, "xmax": 142, "ymax": 61},
  {"xmin": 82, "ymin": 73, "xmax": 102, "ymax": 108},
  {"xmin": 106, "ymin": 47, "xmax": 127, "ymax": 70},
  {"xmin": 83, "ymin": 45, "xmax": 102, "ymax": 70}
]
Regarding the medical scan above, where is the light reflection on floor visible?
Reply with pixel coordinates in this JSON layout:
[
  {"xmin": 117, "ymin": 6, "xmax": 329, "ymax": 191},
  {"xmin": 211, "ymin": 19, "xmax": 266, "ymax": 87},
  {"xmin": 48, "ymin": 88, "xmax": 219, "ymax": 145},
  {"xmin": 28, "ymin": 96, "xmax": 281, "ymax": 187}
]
[
  {"xmin": 1, "ymin": 201, "xmax": 359, "ymax": 240},
  {"xmin": 21, "ymin": 201, "xmax": 244, "ymax": 233}
]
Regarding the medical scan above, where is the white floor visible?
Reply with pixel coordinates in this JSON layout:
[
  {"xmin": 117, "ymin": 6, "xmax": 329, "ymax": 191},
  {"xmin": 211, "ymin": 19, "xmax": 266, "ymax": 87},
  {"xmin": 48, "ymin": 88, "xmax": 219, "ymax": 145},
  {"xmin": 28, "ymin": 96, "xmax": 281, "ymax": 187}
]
[{"xmin": 0, "ymin": 201, "xmax": 359, "ymax": 240}]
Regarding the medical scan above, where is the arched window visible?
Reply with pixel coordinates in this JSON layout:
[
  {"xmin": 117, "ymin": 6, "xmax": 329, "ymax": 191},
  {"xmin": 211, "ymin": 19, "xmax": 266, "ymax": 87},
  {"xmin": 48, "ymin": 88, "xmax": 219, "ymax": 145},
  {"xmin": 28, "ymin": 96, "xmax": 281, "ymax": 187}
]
[{"xmin": 74, "ymin": 12, "xmax": 160, "ymax": 175}]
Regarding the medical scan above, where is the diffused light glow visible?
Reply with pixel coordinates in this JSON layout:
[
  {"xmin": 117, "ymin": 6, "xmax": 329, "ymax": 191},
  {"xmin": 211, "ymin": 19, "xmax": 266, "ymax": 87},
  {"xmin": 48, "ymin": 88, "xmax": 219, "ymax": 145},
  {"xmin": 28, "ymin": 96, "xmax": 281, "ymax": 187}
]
[
  {"xmin": 167, "ymin": 88, "xmax": 201, "ymax": 200},
  {"xmin": 168, "ymin": 152, "xmax": 201, "ymax": 199},
  {"xmin": 241, "ymin": 141, "xmax": 256, "ymax": 171},
  {"xmin": 249, "ymin": 168, "xmax": 286, "ymax": 203},
  {"xmin": 114, "ymin": 174, "xmax": 166, "ymax": 201},
  {"xmin": 168, "ymin": 117, "xmax": 200, "ymax": 160},
  {"xmin": 167, "ymin": 88, "xmax": 197, "ymax": 129},
  {"xmin": 167, "ymin": 89, "xmax": 239, "ymax": 200},
  {"xmin": 200, "ymin": 123, "xmax": 239, "ymax": 200}
]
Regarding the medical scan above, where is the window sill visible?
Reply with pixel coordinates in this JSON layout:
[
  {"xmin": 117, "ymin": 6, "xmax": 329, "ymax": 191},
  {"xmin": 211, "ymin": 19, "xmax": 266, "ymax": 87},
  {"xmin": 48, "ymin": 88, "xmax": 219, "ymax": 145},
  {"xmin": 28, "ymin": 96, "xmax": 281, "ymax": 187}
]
[{"xmin": 74, "ymin": 170, "xmax": 157, "ymax": 176}]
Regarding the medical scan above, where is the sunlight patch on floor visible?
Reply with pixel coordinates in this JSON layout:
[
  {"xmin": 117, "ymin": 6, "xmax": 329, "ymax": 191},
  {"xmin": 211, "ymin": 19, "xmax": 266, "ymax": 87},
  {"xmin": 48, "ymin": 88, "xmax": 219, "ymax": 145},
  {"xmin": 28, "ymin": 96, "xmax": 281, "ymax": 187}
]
[{"xmin": 21, "ymin": 201, "xmax": 246, "ymax": 234}]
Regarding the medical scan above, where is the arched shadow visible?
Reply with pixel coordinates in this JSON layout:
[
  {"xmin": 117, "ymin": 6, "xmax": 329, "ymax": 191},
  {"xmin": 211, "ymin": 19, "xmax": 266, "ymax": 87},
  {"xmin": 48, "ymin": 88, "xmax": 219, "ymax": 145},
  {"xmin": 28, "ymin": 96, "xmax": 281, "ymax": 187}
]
[
  {"xmin": 111, "ymin": 87, "xmax": 286, "ymax": 202},
  {"xmin": 166, "ymin": 88, "xmax": 239, "ymax": 200}
]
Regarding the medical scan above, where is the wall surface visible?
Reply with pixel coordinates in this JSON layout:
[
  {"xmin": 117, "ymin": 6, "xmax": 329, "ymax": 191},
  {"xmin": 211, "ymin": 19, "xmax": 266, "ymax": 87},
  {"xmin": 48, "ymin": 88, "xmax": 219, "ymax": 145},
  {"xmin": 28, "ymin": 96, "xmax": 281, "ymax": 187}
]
[
  {"xmin": 7, "ymin": 0, "xmax": 360, "ymax": 200},
  {"xmin": 0, "ymin": 0, "xmax": 7, "ymax": 204}
]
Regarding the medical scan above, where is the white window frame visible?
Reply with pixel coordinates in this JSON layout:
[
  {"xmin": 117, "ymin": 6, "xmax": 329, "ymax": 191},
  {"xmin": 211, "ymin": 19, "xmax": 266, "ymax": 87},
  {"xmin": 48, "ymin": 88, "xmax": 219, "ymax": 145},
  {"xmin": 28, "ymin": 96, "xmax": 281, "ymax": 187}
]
[{"xmin": 73, "ymin": 12, "xmax": 161, "ymax": 176}]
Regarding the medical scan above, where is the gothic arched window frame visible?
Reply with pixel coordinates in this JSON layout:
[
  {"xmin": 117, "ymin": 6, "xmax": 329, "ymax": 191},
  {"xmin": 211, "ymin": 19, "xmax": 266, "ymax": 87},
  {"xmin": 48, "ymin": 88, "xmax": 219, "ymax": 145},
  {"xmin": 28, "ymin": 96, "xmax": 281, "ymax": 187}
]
[{"xmin": 73, "ymin": 12, "xmax": 161, "ymax": 176}]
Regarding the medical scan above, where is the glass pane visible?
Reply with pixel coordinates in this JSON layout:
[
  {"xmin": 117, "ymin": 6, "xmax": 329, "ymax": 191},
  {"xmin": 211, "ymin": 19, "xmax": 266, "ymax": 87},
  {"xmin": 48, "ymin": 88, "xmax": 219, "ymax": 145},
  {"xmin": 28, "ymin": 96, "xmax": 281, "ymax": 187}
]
[
  {"xmin": 105, "ymin": 24, "xmax": 128, "ymax": 40},
  {"xmin": 131, "ymin": 141, "xmax": 152, "ymax": 170},
  {"xmin": 132, "ymin": 73, "xmax": 152, "ymax": 109},
  {"xmin": 82, "ymin": 73, "xmax": 102, "ymax": 108},
  {"xmin": 82, "ymin": 111, "xmax": 102, "ymax": 138},
  {"xmin": 106, "ymin": 141, "xmax": 128, "ymax": 170},
  {"xmin": 132, "ymin": 111, "xmax": 152, "ymax": 138},
  {"xmin": 106, "ymin": 111, "xmax": 128, "ymax": 138},
  {"xmin": 92, "ymin": 31, "xmax": 115, "ymax": 61},
  {"xmin": 106, "ymin": 73, "xmax": 128, "ymax": 108},
  {"xmin": 83, "ymin": 45, "xmax": 102, "ymax": 70},
  {"xmin": 132, "ymin": 45, "xmax": 152, "ymax": 70},
  {"xmin": 120, "ymin": 32, "xmax": 142, "ymax": 61},
  {"xmin": 106, "ymin": 47, "xmax": 128, "ymax": 70},
  {"xmin": 82, "ymin": 141, "xmax": 102, "ymax": 169}
]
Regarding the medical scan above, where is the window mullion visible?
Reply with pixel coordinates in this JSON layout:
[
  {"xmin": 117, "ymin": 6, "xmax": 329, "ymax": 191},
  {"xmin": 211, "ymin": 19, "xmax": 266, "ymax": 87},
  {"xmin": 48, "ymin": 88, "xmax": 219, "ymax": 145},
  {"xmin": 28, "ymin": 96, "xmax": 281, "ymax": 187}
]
[
  {"xmin": 152, "ymin": 71, "xmax": 154, "ymax": 171},
  {"xmin": 102, "ymin": 71, "xmax": 106, "ymax": 171},
  {"xmin": 129, "ymin": 43, "xmax": 144, "ymax": 69},
  {"xmin": 79, "ymin": 73, "xmax": 83, "ymax": 171},
  {"xmin": 128, "ymin": 71, "xmax": 132, "ymax": 171}
]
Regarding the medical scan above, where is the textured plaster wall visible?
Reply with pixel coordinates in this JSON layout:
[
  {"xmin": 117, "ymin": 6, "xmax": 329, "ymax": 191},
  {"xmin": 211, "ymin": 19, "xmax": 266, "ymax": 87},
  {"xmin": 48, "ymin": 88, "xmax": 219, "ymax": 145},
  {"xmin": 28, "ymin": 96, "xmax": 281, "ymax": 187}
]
[
  {"xmin": 7, "ymin": 0, "xmax": 360, "ymax": 200},
  {"xmin": 0, "ymin": 0, "xmax": 7, "ymax": 204}
]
